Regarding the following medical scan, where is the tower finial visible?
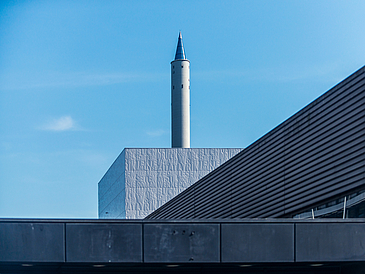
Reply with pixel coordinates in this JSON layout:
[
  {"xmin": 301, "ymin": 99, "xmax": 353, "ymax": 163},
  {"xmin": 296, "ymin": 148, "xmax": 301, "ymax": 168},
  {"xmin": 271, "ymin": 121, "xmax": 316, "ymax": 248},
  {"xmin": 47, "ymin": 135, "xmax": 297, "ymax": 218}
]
[{"xmin": 174, "ymin": 32, "xmax": 186, "ymax": 60}]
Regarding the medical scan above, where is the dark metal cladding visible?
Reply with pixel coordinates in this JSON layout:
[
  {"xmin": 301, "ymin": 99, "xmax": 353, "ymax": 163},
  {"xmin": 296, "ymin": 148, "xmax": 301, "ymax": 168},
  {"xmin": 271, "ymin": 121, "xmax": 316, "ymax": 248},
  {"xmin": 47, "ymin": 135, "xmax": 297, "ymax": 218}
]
[
  {"xmin": 0, "ymin": 222, "xmax": 64, "ymax": 262},
  {"xmin": 144, "ymin": 223, "xmax": 220, "ymax": 263},
  {"xmin": 221, "ymin": 224, "xmax": 294, "ymax": 262},
  {"xmin": 296, "ymin": 223, "xmax": 365, "ymax": 262},
  {"xmin": 66, "ymin": 223, "xmax": 142, "ymax": 262},
  {"xmin": 146, "ymin": 66, "xmax": 365, "ymax": 219},
  {"xmin": 1, "ymin": 219, "xmax": 365, "ymax": 273}
]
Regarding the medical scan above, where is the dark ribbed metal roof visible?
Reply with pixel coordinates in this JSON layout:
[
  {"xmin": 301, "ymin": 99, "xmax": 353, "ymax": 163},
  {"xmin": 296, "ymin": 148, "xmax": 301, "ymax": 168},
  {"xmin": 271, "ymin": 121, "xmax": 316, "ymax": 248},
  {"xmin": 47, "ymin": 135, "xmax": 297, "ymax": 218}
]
[
  {"xmin": 174, "ymin": 32, "xmax": 186, "ymax": 60},
  {"xmin": 147, "ymin": 66, "xmax": 365, "ymax": 219}
]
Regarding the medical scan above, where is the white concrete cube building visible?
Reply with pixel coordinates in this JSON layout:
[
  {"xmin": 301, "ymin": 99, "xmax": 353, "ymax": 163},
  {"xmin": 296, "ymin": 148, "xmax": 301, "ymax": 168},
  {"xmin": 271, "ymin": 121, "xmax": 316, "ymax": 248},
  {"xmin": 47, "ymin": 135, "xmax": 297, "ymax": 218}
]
[{"xmin": 98, "ymin": 148, "xmax": 242, "ymax": 219}]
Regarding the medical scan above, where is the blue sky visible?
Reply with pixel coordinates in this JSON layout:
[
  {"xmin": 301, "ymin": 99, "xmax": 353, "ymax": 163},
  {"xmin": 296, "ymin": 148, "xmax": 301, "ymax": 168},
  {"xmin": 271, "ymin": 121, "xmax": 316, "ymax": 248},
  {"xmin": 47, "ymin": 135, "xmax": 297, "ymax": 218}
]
[{"xmin": 1, "ymin": 1, "xmax": 365, "ymax": 218}]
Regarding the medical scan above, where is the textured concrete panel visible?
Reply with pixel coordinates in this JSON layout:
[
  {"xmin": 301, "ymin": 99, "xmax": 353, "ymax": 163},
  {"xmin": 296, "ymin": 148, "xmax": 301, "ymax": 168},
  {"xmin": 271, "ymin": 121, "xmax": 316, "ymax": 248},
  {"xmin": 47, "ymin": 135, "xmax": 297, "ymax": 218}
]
[
  {"xmin": 98, "ymin": 150, "xmax": 126, "ymax": 216},
  {"xmin": 66, "ymin": 223, "xmax": 142, "ymax": 262},
  {"xmin": 221, "ymin": 223, "xmax": 294, "ymax": 262},
  {"xmin": 99, "ymin": 175, "xmax": 125, "ymax": 213},
  {"xmin": 98, "ymin": 151, "xmax": 125, "ymax": 198},
  {"xmin": 296, "ymin": 223, "xmax": 365, "ymax": 262},
  {"xmin": 144, "ymin": 224, "xmax": 220, "ymax": 263},
  {"xmin": 101, "ymin": 190, "xmax": 126, "ymax": 218},
  {"xmin": 0, "ymin": 223, "xmax": 64, "ymax": 262},
  {"xmin": 98, "ymin": 148, "xmax": 242, "ymax": 219}
]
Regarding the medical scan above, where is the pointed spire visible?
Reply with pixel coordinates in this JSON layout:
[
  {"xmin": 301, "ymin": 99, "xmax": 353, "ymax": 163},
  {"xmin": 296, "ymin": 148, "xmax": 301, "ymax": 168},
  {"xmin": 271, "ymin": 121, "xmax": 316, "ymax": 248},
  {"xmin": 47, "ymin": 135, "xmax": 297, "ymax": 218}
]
[{"xmin": 174, "ymin": 31, "xmax": 186, "ymax": 60}]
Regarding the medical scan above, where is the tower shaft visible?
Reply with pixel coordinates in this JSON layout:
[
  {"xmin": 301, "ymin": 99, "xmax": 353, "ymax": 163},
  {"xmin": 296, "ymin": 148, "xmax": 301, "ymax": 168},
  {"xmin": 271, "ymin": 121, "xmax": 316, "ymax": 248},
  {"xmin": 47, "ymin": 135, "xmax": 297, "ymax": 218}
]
[{"xmin": 171, "ymin": 33, "xmax": 190, "ymax": 148}]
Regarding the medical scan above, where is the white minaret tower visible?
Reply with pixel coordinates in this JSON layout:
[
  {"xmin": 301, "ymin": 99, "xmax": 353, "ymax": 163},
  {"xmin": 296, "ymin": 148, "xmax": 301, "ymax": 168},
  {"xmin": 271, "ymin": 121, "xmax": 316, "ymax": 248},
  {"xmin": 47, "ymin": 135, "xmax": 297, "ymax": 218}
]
[{"xmin": 171, "ymin": 32, "xmax": 190, "ymax": 148}]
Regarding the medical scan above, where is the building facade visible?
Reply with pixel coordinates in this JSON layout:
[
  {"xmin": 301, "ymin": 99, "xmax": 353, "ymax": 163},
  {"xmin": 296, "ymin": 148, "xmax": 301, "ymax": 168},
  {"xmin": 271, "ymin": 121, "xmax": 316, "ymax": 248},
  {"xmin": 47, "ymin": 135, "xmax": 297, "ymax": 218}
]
[{"xmin": 147, "ymin": 66, "xmax": 365, "ymax": 220}]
